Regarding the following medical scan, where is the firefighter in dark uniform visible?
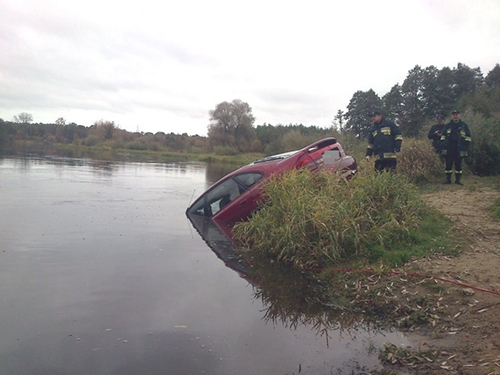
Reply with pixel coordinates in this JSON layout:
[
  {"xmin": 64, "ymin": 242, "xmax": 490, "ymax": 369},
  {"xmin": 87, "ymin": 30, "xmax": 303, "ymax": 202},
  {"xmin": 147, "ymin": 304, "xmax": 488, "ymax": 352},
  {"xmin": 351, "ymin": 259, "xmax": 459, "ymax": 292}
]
[
  {"xmin": 440, "ymin": 109, "xmax": 471, "ymax": 185},
  {"xmin": 427, "ymin": 114, "xmax": 446, "ymax": 154},
  {"xmin": 365, "ymin": 110, "xmax": 403, "ymax": 171}
]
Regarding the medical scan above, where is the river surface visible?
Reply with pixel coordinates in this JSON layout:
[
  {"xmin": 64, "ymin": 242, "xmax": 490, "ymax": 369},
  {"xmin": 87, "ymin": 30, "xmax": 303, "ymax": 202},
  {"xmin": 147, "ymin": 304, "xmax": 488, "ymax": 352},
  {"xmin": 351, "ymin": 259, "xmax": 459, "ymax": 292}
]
[{"xmin": 0, "ymin": 155, "xmax": 409, "ymax": 375}]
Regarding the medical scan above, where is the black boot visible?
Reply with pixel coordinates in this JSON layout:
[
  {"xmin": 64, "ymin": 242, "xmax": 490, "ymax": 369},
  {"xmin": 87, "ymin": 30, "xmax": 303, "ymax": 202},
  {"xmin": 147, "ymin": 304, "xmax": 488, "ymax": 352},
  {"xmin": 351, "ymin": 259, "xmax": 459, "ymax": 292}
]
[
  {"xmin": 443, "ymin": 174, "xmax": 452, "ymax": 184},
  {"xmin": 455, "ymin": 174, "xmax": 463, "ymax": 185}
]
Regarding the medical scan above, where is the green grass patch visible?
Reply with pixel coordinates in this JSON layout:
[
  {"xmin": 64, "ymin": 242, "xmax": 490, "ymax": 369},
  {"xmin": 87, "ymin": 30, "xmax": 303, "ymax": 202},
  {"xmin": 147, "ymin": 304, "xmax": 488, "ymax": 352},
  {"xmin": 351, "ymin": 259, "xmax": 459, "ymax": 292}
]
[
  {"xmin": 491, "ymin": 196, "xmax": 500, "ymax": 221},
  {"xmin": 233, "ymin": 168, "xmax": 455, "ymax": 270}
]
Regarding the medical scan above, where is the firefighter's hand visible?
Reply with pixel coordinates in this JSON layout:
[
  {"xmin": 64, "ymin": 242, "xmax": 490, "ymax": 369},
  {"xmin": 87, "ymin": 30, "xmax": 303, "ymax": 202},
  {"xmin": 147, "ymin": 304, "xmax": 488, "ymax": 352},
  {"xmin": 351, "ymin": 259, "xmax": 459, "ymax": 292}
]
[{"xmin": 366, "ymin": 155, "xmax": 370, "ymax": 161}]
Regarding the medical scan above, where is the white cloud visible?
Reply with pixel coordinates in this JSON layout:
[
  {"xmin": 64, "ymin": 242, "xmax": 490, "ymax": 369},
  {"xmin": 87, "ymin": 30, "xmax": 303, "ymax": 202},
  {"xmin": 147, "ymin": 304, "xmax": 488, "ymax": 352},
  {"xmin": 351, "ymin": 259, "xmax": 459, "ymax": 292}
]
[{"xmin": 1, "ymin": 0, "xmax": 499, "ymax": 136}]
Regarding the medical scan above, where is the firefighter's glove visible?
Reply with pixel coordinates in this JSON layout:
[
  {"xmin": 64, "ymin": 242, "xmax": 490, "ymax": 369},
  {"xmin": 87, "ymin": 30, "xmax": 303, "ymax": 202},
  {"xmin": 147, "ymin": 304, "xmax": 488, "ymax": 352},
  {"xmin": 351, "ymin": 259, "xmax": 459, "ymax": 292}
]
[{"xmin": 365, "ymin": 155, "xmax": 371, "ymax": 161}]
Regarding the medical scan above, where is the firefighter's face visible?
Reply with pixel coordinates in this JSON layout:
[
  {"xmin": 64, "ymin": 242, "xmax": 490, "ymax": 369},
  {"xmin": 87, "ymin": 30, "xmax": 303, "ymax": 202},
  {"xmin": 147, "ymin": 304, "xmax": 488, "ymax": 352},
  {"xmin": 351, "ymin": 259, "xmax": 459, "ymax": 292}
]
[
  {"xmin": 371, "ymin": 114, "xmax": 382, "ymax": 124},
  {"xmin": 452, "ymin": 113, "xmax": 460, "ymax": 122}
]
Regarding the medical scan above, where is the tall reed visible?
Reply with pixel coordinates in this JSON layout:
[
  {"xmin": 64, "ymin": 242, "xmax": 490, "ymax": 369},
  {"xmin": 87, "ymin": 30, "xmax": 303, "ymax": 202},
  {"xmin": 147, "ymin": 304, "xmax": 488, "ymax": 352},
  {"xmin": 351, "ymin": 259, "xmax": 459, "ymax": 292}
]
[
  {"xmin": 233, "ymin": 168, "xmax": 424, "ymax": 269},
  {"xmin": 396, "ymin": 138, "xmax": 443, "ymax": 183}
]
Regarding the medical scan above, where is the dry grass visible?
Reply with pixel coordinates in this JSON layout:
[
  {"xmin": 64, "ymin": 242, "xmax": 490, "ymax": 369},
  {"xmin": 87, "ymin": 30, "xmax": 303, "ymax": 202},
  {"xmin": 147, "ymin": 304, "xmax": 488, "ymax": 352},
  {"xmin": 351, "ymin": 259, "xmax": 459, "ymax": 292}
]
[{"xmin": 396, "ymin": 138, "xmax": 444, "ymax": 183}]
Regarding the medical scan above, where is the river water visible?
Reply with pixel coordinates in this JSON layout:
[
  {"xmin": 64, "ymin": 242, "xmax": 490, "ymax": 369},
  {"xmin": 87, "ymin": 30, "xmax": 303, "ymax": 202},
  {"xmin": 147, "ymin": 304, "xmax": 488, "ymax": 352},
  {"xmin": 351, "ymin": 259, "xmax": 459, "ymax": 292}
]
[{"xmin": 0, "ymin": 155, "xmax": 409, "ymax": 375}]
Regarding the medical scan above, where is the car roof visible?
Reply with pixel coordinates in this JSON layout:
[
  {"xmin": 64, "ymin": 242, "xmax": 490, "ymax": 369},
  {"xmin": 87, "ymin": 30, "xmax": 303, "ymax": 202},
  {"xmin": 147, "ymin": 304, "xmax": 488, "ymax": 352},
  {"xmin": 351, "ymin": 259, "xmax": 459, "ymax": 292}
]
[
  {"xmin": 191, "ymin": 137, "xmax": 342, "ymax": 197},
  {"xmin": 225, "ymin": 137, "xmax": 339, "ymax": 176}
]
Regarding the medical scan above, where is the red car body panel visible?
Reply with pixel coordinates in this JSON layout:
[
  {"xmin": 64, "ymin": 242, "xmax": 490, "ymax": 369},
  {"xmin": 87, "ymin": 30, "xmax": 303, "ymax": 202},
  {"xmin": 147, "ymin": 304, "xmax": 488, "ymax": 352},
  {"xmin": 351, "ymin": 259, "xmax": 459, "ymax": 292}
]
[{"xmin": 186, "ymin": 137, "xmax": 357, "ymax": 223}]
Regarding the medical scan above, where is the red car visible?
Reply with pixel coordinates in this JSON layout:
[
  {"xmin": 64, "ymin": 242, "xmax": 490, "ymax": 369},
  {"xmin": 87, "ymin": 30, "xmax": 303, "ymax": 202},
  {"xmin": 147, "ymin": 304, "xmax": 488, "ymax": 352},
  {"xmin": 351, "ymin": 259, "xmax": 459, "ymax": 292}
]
[{"xmin": 186, "ymin": 137, "xmax": 357, "ymax": 223}]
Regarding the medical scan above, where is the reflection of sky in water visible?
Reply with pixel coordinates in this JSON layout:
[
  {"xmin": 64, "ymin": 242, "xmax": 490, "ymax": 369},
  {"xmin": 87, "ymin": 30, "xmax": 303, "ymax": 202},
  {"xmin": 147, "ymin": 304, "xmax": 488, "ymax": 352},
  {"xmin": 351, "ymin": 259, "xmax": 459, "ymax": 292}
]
[{"xmin": 0, "ymin": 156, "xmax": 410, "ymax": 375}]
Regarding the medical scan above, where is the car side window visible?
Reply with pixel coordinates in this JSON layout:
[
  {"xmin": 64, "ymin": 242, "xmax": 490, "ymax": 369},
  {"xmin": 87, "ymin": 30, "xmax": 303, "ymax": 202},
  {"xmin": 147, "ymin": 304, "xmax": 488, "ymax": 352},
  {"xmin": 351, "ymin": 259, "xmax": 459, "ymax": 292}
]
[
  {"xmin": 323, "ymin": 148, "xmax": 341, "ymax": 165},
  {"xmin": 207, "ymin": 178, "xmax": 242, "ymax": 216}
]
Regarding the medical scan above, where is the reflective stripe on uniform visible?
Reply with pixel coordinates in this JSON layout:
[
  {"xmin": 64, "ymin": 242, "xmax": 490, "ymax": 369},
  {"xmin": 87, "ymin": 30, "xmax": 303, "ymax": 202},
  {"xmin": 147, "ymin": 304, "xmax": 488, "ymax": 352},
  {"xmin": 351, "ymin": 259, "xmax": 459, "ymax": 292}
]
[{"xmin": 378, "ymin": 153, "xmax": 397, "ymax": 159}]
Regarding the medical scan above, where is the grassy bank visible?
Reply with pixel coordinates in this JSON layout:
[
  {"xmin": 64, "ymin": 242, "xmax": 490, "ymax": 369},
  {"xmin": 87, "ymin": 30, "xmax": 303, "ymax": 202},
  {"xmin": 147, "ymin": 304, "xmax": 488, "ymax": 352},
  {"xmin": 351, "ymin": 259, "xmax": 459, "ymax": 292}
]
[
  {"xmin": 232, "ymin": 137, "xmax": 500, "ymax": 271},
  {"xmin": 233, "ymin": 168, "xmax": 457, "ymax": 270}
]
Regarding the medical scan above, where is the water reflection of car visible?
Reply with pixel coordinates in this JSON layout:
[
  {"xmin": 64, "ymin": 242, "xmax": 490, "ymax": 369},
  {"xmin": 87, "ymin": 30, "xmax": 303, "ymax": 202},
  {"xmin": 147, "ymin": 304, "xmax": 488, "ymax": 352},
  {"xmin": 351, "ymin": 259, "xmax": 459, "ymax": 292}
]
[
  {"xmin": 187, "ymin": 215, "xmax": 248, "ymax": 276},
  {"xmin": 186, "ymin": 137, "xmax": 357, "ymax": 223}
]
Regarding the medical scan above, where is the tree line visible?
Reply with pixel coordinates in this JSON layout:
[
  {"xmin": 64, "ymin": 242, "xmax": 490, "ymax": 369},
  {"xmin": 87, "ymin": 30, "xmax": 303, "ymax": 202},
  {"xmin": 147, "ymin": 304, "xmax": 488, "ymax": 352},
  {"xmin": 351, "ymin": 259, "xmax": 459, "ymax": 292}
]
[
  {"xmin": 206, "ymin": 63, "xmax": 500, "ymax": 149},
  {"xmin": 204, "ymin": 62, "xmax": 500, "ymax": 176},
  {"xmin": 0, "ymin": 114, "xmax": 331, "ymax": 157},
  {"xmin": 1, "ymin": 62, "xmax": 499, "ymax": 169},
  {"xmin": 342, "ymin": 63, "xmax": 500, "ymax": 138}
]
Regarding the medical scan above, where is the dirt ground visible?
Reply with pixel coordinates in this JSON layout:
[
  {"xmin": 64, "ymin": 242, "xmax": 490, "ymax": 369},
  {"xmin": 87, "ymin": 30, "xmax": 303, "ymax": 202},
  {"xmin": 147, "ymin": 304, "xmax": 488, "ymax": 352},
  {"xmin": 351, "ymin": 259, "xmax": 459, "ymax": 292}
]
[{"xmin": 383, "ymin": 184, "xmax": 500, "ymax": 374}]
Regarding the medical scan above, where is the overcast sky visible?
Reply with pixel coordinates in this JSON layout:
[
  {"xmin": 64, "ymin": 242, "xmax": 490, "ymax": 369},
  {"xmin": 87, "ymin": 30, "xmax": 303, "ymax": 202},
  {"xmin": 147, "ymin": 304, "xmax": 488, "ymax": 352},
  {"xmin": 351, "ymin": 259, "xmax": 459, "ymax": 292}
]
[{"xmin": 1, "ymin": 0, "xmax": 499, "ymax": 136}]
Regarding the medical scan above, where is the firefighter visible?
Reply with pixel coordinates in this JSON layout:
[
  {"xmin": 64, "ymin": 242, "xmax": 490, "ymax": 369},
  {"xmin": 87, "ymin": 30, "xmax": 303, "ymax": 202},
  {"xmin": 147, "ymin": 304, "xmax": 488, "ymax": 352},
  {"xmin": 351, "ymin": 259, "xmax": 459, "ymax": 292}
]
[
  {"xmin": 365, "ymin": 110, "xmax": 403, "ymax": 171},
  {"xmin": 440, "ymin": 109, "xmax": 472, "ymax": 185},
  {"xmin": 427, "ymin": 114, "xmax": 446, "ymax": 154}
]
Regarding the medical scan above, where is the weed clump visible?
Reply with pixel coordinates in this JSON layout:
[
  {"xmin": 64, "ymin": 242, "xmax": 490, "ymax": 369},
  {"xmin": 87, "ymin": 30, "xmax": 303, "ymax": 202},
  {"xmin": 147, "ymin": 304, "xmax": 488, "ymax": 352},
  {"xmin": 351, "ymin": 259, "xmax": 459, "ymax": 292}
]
[
  {"xmin": 233, "ymin": 168, "xmax": 426, "ymax": 269},
  {"xmin": 396, "ymin": 138, "xmax": 443, "ymax": 184}
]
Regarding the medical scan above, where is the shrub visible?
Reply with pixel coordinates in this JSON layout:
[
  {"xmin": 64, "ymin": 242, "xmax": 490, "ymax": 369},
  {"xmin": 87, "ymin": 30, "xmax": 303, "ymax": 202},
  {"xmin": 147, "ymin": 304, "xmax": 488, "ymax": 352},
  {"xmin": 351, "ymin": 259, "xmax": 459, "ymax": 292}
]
[
  {"xmin": 342, "ymin": 134, "xmax": 444, "ymax": 184},
  {"xmin": 233, "ymin": 168, "xmax": 424, "ymax": 269},
  {"xmin": 187, "ymin": 146, "xmax": 205, "ymax": 154},
  {"xmin": 126, "ymin": 140, "xmax": 148, "ymax": 150},
  {"xmin": 83, "ymin": 135, "xmax": 100, "ymax": 146},
  {"xmin": 213, "ymin": 145, "xmax": 239, "ymax": 156},
  {"xmin": 111, "ymin": 140, "xmax": 126, "ymax": 149},
  {"xmin": 491, "ymin": 197, "xmax": 500, "ymax": 221},
  {"xmin": 146, "ymin": 141, "xmax": 160, "ymax": 151},
  {"xmin": 397, "ymin": 138, "xmax": 443, "ymax": 183},
  {"xmin": 465, "ymin": 111, "xmax": 500, "ymax": 176}
]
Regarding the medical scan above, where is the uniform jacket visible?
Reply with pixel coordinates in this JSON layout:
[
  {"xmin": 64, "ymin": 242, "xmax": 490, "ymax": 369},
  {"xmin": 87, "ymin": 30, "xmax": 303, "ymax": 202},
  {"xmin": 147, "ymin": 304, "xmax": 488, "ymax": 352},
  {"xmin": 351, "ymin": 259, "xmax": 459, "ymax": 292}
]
[
  {"xmin": 366, "ymin": 118, "xmax": 403, "ymax": 159},
  {"xmin": 440, "ymin": 120, "xmax": 471, "ymax": 157}
]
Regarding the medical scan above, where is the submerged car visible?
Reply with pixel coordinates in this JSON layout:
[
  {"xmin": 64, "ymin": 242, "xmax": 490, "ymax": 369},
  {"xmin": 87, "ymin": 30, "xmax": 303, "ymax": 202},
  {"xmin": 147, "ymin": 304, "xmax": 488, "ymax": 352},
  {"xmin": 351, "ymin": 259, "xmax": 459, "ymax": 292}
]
[{"xmin": 186, "ymin": 137, "xmax": 357, "ymax": 223}]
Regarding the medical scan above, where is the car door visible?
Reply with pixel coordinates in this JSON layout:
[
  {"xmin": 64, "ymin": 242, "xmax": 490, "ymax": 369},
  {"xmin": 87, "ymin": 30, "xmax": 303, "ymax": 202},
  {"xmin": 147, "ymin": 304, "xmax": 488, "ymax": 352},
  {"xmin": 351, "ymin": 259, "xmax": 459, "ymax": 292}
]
[
  {"xmin": 295, "ymin": 152, "xmax": 318, "ymax": 171},
  {"xmin": 213, "ymin": 172, "xmax": 263, "ymax": 222}
]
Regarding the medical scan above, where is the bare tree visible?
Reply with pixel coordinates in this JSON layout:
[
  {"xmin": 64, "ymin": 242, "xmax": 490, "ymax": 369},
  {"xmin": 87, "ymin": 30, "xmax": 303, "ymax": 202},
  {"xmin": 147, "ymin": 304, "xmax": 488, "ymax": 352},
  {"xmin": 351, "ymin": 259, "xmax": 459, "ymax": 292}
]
[
  {"xmin": 55, "ymin": 117, "xmax": 66, "ymax": 125},
  {"xmin": 13, "ymin": 112, "xmax": 33, "ymax": 124}
]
